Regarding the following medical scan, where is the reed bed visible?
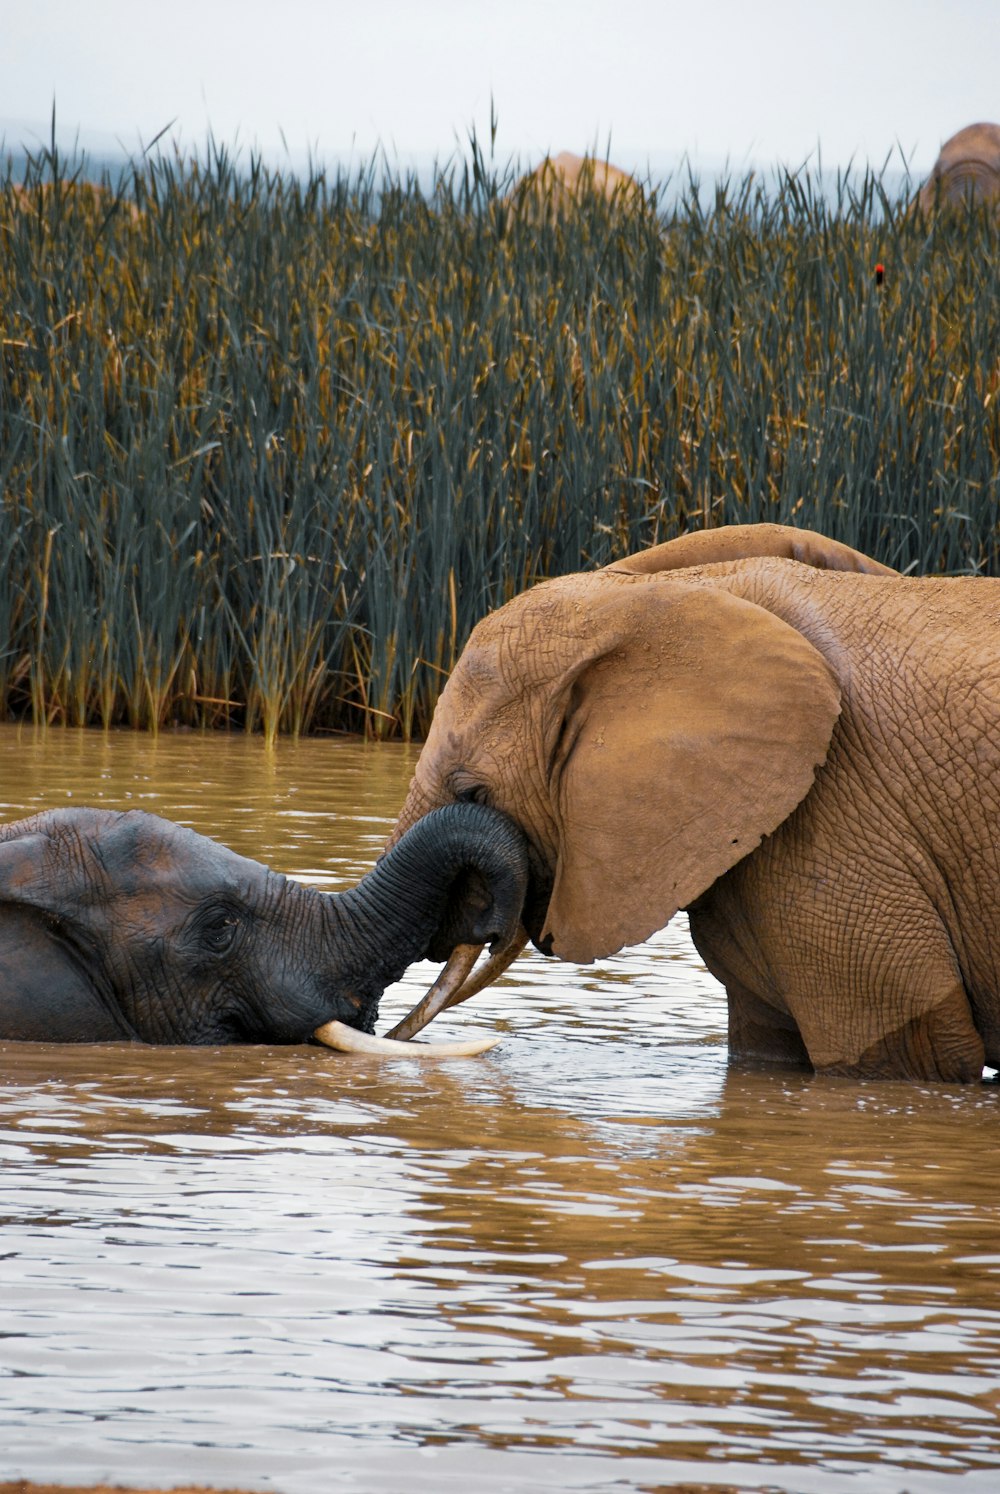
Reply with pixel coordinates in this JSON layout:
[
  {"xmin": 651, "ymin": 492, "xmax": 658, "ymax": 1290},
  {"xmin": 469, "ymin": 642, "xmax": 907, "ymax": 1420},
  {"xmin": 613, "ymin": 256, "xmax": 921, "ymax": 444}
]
[{"xmin": 1, "ymin": 140, "xmax": 998, "ymax": 739}]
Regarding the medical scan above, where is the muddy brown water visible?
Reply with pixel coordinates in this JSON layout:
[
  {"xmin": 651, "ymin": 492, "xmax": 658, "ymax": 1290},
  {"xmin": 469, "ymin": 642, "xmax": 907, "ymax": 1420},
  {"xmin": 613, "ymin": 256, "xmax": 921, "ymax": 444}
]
[{"xmin": 0, "ymin": 724, "xmax": 998, "ymax": 1493}]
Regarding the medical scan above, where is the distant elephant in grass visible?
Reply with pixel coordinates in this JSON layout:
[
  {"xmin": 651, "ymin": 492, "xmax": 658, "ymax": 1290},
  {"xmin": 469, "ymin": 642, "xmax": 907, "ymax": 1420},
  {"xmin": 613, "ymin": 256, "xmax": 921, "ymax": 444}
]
[
  {"xmin": 385, "ymin": 522, "xmax": 1000, "ymax": 1084},
  {"xmin": 5, "ymin": 178, "xmax": 142, "ymax": 222},
  {"xmin": 512, "ymin": 151, "xmax": 644, "ymax": 209},
  {"xmin": 918, "ymin": 122, "xmax": 1000, "ymax": 212},
  {"xmin": 0, "ymin": 803, "xmax": 527, "ymax": 1053}
]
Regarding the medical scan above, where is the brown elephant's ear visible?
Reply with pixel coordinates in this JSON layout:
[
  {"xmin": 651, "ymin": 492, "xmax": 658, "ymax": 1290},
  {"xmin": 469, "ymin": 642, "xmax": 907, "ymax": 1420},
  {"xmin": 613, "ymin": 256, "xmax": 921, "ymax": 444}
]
[
  {"xmin": 541, "ymin": 580, "xmax": 841, "ymax": 963},
  {"xmin": 605, "ymin": 522, "xmax": 896, "ymax": 577}
]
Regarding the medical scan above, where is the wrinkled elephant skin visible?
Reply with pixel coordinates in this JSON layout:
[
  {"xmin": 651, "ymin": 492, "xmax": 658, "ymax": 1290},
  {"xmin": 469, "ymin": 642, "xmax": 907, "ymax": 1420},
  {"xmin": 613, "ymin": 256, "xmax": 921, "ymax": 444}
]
[{"xmin": 389, "ymin": 522, "xmax": 1000, "ymax": 1083}]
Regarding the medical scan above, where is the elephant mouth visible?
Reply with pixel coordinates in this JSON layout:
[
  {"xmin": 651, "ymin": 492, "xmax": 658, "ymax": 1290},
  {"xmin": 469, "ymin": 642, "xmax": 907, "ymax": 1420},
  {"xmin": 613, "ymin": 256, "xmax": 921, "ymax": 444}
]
[{"xmin": 521, "ymin": 857, "xmax": 556, "ymax": 948}]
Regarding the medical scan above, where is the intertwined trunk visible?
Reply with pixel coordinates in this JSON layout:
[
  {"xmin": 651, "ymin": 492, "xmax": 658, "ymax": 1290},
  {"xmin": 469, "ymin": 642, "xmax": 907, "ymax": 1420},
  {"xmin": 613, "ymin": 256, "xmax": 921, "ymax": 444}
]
[{"xmin": 319, "ymin": 803, "xmax": 528, "ymax": 1028}]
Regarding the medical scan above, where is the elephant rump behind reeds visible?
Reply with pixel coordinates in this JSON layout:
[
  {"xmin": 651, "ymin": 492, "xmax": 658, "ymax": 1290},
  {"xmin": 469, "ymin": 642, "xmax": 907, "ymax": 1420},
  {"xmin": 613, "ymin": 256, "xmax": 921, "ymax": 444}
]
[{"xmin": 919, "ymin": 122, "xmax": 1000, "ymax": 212}]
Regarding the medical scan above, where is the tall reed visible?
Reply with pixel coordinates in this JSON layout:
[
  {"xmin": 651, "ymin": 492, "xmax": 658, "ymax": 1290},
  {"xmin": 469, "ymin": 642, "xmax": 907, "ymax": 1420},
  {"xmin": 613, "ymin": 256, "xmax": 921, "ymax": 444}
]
[{"xmin": 1, "ymin": 139, "xmax": 997, "ymax": 737}]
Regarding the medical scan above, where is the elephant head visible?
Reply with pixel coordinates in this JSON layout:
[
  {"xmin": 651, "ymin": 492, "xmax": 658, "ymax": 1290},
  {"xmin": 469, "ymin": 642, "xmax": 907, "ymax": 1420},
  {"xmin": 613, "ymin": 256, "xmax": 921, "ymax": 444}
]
[
  {"xmin": 918, "ymin": 122, "xmax": 1000, "ymax": 212},
  {"xmin": 0, "ymin": 802, "xmax": 527, "ymax": 1050}
]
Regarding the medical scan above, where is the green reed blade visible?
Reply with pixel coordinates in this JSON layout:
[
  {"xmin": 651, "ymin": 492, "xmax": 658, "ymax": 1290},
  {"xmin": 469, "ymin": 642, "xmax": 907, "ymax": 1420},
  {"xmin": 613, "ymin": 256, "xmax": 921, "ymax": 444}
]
[{"xmin": 2, "ymin": 141, "xmax": 998, "ymax": 736}]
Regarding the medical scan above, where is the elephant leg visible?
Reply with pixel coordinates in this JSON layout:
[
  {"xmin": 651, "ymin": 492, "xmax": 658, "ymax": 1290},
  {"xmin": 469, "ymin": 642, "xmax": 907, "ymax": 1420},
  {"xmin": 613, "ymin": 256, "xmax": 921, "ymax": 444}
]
[
  {"xmin": 725, "ymin": 977, "xmax": 812, "ymax": 1069},
  {"xmin": 692, "ymin": 877, "xmax": 985, "ymax": 1082},
  {"xmin": 816, "ymin": 982, "xmax": 985, "ymax": 1084},
  {"xmin": 687, "ymin": 906, "xmax": 811, "ymax": 1067}
]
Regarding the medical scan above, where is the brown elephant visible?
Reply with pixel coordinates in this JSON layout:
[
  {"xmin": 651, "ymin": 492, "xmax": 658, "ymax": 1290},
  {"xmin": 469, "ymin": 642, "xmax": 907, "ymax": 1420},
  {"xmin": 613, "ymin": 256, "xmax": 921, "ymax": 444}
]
[
  {"xmin": 918, "ymin": 122, "xmax": 1000, "ymax": 212},
  {"xmin": 386, "ymin": 522, "xmax": 1000, "ymax": 1084},
  {"xmin": 4, "ymin": 179, "xmax": 142, "ymax": 222},
  {"xmin": 511, "ymin": 151, "xmax": 644, "ymax": 209}
]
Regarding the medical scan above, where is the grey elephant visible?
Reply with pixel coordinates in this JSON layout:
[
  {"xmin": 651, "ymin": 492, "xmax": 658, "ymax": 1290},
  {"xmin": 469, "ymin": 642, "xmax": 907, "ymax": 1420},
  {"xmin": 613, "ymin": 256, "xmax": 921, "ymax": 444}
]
[
  {"xmin": 385, "ymin": 522, "xmax": 1000, "ymax": 1084},
  {"xmin": 0, "ymin": 802, "xmax": 526, "ymax": 1052},
  {"xmin": 918, "ymin": 122, "xmax": 1000, "ymax": 211}
]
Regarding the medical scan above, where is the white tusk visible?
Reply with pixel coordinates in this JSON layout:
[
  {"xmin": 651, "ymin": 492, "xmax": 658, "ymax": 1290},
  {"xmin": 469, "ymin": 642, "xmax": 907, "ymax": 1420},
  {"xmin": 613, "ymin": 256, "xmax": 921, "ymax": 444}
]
[
  {"xmin": 313, "ymin": 1019, "xmax": 500, "ymax": 1059},
  {"xmin": 384, "ymin": 941, "xmax": 483, "ymax": 1042}
]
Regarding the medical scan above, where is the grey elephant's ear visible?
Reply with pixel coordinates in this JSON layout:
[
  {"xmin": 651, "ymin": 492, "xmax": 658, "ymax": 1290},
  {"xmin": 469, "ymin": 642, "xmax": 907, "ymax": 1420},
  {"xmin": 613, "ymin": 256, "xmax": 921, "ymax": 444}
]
[
  {"xmin": 541, "ymin": 580, "xmax": 841, "ymax": 963},
  {"xmin": 605, "ymin": 522, "xmax": 896, "ymax": 577},
  {"xmin": 0, "ymin": 823, "xmax": 137, "ymax": 1042},
  {"xmin": 0, "ymin": 810, "xmax": 129, "ymax": 912},
  {"xmin": 0, "ymin": 830, "xmax": 59, "ymax": 910}
]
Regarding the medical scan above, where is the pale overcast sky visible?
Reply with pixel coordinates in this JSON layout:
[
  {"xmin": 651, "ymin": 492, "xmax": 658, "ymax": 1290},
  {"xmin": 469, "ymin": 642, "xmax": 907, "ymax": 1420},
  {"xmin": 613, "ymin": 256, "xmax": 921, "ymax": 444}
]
[{"xmin": 2, "ymin": 0, "xmax": 998, "ymax": 180}]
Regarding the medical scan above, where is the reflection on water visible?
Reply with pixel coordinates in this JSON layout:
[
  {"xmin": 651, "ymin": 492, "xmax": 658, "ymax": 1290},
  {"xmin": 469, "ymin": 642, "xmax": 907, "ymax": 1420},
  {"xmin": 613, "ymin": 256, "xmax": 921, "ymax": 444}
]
[{"xmin": 1, "ymin": 723, "xmax": 999, "ymax": 1493}]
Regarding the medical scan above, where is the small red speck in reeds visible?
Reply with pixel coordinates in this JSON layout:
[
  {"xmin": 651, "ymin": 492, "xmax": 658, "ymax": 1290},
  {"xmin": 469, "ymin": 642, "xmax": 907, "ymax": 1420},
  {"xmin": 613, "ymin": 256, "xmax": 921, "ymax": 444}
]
[{"xmin": 874, "ymin": 263, "xmax": 885, "ymax": 286}]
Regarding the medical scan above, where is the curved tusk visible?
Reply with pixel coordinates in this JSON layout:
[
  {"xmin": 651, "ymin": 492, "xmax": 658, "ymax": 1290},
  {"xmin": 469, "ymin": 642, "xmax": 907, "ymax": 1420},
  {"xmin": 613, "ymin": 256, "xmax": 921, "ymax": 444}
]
[
  {"xmin": 384, "ymin": 942, "xmax": 483, "ymax": 1042},
  {"xmin": 384, "ymin": 927, "xmax": 529, "ymax": 1044},
  {"xmin": 313, "ymin": 1019, "xmax": 500, "ymax": 1059},
  {"xmin": 439, "ymin": 926, "xmax": 528, "ymax": 1014}
]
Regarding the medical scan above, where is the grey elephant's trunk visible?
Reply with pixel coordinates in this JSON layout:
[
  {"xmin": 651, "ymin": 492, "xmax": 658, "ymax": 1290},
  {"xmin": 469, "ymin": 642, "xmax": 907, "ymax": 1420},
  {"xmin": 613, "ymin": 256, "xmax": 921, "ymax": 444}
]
[{"xmin": 319, "ymin": 804, "xmax": 529, "ymax": 1030}]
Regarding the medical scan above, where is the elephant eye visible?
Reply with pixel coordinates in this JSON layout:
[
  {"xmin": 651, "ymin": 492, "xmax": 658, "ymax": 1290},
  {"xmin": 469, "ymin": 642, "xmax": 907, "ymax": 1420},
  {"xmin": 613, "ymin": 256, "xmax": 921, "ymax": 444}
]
[
  {"xmin": 198, "ymin": 907, "xmax": 242, "ymax": 954},
  {"xmin": 456, "ymin": 782, "xmax": 489, "ymax": 807}
]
